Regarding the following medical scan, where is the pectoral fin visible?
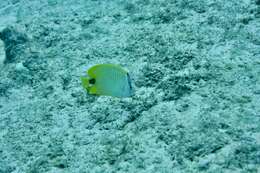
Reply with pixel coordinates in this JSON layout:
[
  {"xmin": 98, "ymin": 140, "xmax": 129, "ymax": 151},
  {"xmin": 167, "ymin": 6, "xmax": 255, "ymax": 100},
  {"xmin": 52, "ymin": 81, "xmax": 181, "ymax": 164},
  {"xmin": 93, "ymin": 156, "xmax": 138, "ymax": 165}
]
[{"xmin": 89, "ymin": 86, "xmax": 98, "ymax": 94}]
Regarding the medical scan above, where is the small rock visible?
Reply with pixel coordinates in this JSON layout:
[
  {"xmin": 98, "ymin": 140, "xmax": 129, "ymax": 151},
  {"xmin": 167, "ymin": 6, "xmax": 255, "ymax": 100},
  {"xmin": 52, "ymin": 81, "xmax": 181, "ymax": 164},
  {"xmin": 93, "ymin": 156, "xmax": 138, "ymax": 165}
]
[
  {"xmin": 0, "ymin": 26, "xmax": 29, "ymax": 63},
  {"xmin": 15, "ymin": 62, "xmax": 28, "ymax": 71}
]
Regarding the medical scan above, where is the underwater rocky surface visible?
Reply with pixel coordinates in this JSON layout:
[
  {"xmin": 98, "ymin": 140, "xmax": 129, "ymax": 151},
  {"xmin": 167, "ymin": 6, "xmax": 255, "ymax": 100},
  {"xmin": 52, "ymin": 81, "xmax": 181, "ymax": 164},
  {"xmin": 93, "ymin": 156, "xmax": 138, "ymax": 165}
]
[{"xmin": 0, "ymin": 0, "xmax": 260, "ymax": 172}]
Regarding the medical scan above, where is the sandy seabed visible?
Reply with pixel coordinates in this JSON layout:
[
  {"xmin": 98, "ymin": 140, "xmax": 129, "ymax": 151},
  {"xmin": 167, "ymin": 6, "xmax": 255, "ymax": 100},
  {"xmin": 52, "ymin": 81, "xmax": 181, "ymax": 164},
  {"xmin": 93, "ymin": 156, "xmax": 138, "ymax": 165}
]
[{"xmin": 0, "ymin": 0, "xmax": 260, "ymax": 173}]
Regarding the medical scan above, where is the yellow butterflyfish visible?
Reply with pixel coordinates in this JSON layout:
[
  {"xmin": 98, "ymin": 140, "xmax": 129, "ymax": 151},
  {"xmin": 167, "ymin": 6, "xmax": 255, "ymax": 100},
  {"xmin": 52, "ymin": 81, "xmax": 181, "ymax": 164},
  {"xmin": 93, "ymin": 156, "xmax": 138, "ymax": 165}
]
[{"xmin": 81, "ymin": 64, "xmax": 134, "ymax": 98}]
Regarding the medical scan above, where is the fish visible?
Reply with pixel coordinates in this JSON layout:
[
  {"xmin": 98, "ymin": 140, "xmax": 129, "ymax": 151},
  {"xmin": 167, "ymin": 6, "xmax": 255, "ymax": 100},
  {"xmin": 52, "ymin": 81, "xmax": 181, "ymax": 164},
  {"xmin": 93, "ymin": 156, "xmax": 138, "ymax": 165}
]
[{"xmin": 81, "ymin": 64, "xmax": 134, "ymax": 98}]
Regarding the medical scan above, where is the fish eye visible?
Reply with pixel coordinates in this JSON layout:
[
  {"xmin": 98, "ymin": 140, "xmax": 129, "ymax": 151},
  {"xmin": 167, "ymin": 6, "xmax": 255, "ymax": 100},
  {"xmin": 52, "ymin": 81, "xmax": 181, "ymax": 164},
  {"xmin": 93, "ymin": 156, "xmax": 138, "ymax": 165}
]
[{"xmin": 89, "ymin": 78, "xmax": 96, "ymax": 84}]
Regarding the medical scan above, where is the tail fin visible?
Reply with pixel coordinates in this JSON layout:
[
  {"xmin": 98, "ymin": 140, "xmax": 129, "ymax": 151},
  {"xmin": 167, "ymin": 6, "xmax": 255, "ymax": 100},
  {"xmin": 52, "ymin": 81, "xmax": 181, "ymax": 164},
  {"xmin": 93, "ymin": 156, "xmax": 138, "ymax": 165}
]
[{"xmin": 80, "ymin": 76, "xmax": 90, "ymax": 90}]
